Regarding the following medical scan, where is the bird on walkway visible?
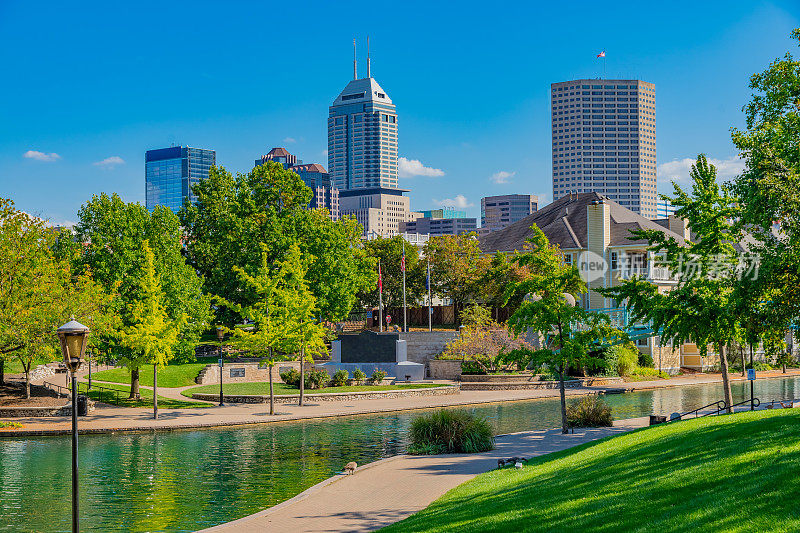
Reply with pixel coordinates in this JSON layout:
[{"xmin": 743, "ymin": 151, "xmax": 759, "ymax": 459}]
[{"xmin": 343, "ymin": 461, "xmax": 357, "ymax": 475}]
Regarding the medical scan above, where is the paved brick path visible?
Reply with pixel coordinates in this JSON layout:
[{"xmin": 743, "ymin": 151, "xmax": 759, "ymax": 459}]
[{"xmin": 201, "ymin": 417, "xmax": 650, "ymax": 532}]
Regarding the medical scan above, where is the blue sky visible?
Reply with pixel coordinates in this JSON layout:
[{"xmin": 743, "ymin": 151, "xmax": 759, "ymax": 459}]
[{"xmin": 1, "ymin": 0, "xmax": 798, "ymax": 225}]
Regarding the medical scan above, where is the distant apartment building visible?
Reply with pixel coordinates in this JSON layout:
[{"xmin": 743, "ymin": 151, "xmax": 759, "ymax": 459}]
[
  {"xmin": 256, "ymin": 147, "xmax": 339, "ymax": 219},
  {"xmin": 420, "ymin": 208, "xmax": 467, "ymax": 219},
  {"xmin": 339, "ymin": 188, "xmax": 420, "ymax": 237},
  {"xmin": 480, "ymin": 194, "xmax": 538, "ymax": 232},
  {"xmin": 145, "ymin": 146, "xmax": 215, "ymax": 212},
  {"xmin": 656, "ymin": 198, "xmax": 676, "ymax": 219},
  {"xmin": 551, "ymin": 79, "xmax": 657, "ymax": 218},
  {"xmin": 401, "ymin": 213, "xmax": 477, "ymax": 236}
]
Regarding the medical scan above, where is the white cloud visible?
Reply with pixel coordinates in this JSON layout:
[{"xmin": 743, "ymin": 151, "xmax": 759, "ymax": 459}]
[
  {"xmin": 490, "ymin": 170, "xmax": 516, "ymax": 184},
  {"xmin": 398, "ymin": 157, "xmax": 445, "ymax": 178},
  {"xmin": 23, "ymin": 150, "xmax": 61, "ymax": 162},
  {"xmin": 321, "ymin": 149, "xmax": 329, "ymax": 158},
  {"xmin": 93, "ymin": 156, "xmax": 125, "ymax": 168},
  {"xmin": 434, "ymin": 194, "xmax": 474, "ymax": 209},
  {"xmin": 657, "ymin": 156, "xmax": 745, "ymax": 185},
  {"xmin": 283, "ymin": 137, "xmax": 297, "ymax": 144}
]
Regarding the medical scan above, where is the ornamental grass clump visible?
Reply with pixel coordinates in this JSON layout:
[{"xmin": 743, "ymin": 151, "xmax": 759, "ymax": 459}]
[
  {"xmin": 566, "ymin": 396, "xmax": 613, "ymax": 428},
  {"xmin": 408, "ymin": 409, "xmax": 495, "ymax": 455}
]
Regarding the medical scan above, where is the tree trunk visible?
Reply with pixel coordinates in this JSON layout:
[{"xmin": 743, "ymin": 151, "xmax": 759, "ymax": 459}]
[
  {"xmin": 740, "ymin": 343, "xmax": 746, "ymax": 376},
  {"xmin": 153, "ymin": 363, "xmax": 158, "ymax": 420},
  {"xmin": 0, "ymin": 359, "xmax": 4, "ymax": 385},
  {"xmin": 718, "ymin": 343, "xmax": 733, "ymax": 414},
  {"xmin": 299, "ymin": 346, "xmax": 305, "ymax": 407},
  {"xmin": 559, "ymin": 364, "xmax": 568, "ymax": 434},
  {"xmin": 130, "ymin": 367, "xmax": 140, "ymax": 399},
  {"xmin": 25, "ymin": 370, "xmax": 31, "ymax": 399}
]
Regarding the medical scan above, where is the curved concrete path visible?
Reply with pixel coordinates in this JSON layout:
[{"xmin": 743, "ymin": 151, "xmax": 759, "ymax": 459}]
[{"xmin": 202, "ymin": 417, "xmax": 649, "ymax": 532}]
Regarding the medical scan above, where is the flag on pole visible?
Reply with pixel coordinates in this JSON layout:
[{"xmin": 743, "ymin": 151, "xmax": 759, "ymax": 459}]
[
  {"xmin": 378, "ymin": 262, "xmax": 382, "ymax": 291},
  {"xmin": 425, "ymin": 266, "xmax": 430, "ymax": 291},
  {"xmin": 401, "ymin": 248, "xmax": 406, "ymax": 272},
  {"xmin": 596, "ymin": 51, "xmax": 606, "ymax": 58}
]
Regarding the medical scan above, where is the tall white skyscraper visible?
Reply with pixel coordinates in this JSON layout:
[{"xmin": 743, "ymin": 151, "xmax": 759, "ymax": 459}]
[
  {"xmin": 551, "ymin": 79, "xmax": 657, "ymax": 218},
  {"xmin": 328, "ymin": 47, "xmax": 398, "ymax": 191}
]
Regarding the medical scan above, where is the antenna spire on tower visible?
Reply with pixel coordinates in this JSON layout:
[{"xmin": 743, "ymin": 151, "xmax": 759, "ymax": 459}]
[
  {"xmin": 353, "ymin": 38, "xmax": 357, "ymax": 79},
  {"xmin": 367, "ymin": 36, "xmax": 371, "ymax": 78}
]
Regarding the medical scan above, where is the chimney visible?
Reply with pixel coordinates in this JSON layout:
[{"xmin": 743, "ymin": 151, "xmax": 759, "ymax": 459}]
[{"xmin": 667, "ymin": 214, "xmax": 690, "ymax": 240}]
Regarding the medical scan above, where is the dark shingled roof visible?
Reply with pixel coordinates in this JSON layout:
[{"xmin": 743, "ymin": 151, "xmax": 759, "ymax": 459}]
[
  {"xmin": 480, "ymin": 192, "xmax": 689, "ymax": 252},
  {"xmin": 293, "ymin": 163, "xmax": 327, "ymax": 173}
]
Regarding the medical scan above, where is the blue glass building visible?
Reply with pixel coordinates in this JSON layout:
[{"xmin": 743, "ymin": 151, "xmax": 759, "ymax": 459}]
[{"xmin": 145, "ymin": 146, "xmax": 215, "ymax": 211}]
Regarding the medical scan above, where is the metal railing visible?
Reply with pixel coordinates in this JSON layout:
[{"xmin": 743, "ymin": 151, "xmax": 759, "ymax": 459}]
[
  {"xmin": 670, "ymin": 400, "xmax": 728, "ymax": 421},
  {"xmin": 42, "ymin": 380, "xmax": 126, "ymax": 405}
]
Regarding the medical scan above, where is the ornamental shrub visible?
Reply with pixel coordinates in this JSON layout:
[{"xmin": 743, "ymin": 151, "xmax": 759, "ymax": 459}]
[
  {"xmin": 605, "ymin": 344, "xmax": 639, "ymax": 376},
  {"xmin": 353, "ymin": 369, "xmax": 366, "ymax": 384},
  {"xmin": 332, "ymin": 369, "xmax": 349, "ymax": 387},
  {"xmin": 566, "ymin": 396, "xmax": 613, "ymax": 428},
  {"xmin": 306, "ymin": 369, "xmax": 330, "ymax": 389},
  {"xmin": 408, "ymin": 409, "xmax": 494, "ymax": 454},
  {"xmin": 279, "ymin": 368, "xmax": 300, "ymax": 387},
  {"xmin": 370, "ymin": 370, "xmax": 388, "ymax": 384}
]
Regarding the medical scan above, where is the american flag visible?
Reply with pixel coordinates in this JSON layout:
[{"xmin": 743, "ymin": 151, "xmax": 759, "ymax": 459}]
[
  {"xmin": 378, "ymin": 262, "xmax": 382, "ymax": 291},
  {"xmin": 597, "ymin": 51, "xmax": 606, "ymax": 58},
  {"xmin": 401, "ymin": 250, "xmax": 406, "ymax": 272}
]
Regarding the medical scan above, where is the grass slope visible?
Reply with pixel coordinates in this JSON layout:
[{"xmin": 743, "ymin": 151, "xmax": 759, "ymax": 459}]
[
  {"xmin": 382, "ymin": 409, "xmax": 800, "ymax": 532},
  {"xmin": 181, "ymin": 382, "xmax": 446, "ymax": 397},
  {"xmin": 91, "ymin": 359, "xmax": 214, "ymax": 388},
  {"xmin": 81, "ymin": 382, "xmax": 211, "ymax": 409}
]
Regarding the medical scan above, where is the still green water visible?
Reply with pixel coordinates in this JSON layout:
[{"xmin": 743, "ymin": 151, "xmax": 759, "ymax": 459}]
[{"xmin": 2, "ymin": 376, "xmax": 799, "ymax": 532}]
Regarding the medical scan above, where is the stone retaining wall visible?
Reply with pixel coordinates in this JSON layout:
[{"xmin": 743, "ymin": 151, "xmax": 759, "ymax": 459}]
[
  {"xmin": 192, "ymin": 385, "xmax": 459, "ymax": 404},
  {"xmin": 398, "ymin": 332, "xmax": 459, "ymax": 365},
  {"xmin": 427, "ymin": 360, "xmax": 462, "ymax": 380},
  {"xmin": 460, "ymin": 373, "xmax": 541, "ymax": 383},
  {"xmin": 196, "ymin": 361, "xmax": 304, "ymax": 385},
  {"xmin": 459, "ymin": 380, "xmax": 583, "ymax": 391}
]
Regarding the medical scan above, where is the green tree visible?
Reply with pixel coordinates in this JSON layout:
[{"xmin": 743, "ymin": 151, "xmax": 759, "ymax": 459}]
[
  {"xmin": 360, "ymin": 236, "xmax": 423, "ymax": 310},
  {"xmin": 119, "ymin": 243, "xmax": 186, "ymax": 418},
  {"xmin": 423, "ymin": 233, "xmax": 490, "ymax": 325},
  {"xmin": 274, "ymin": 243, "xmax": 329, "ymax": 406},
  {"xmin": 180, "ymin": 163, "xmax": 374, "ymax": 325},
  {"xmin": 74, "ymin": 193, "xmax": 210, "ymax": 393},
  {"xmin": 216, "ymin": 246, "xmax": 284, "ymax": 415},
  {"xmin": 731, "ymin": 29, "xmax": 800, "ymax": 347},
  {"xmin": 504, "ymin": 225, "xmax": 618, "ymax": 433},
  {"xmin": 602, "ymin": 155, "xmax": 746, "ymax": 412}
]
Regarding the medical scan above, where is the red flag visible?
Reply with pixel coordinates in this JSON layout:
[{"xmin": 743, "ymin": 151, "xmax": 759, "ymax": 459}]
[
  {"xmin": 401, "ymin": 251, "xmax": 406, "ymax": 272},
  {"xmin": 378, "ymin": 263, "xmax": 383, "ymax": 291}
]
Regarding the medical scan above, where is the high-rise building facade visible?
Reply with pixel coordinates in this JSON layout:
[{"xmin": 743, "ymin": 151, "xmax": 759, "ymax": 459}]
[
  {"xmin": 145, "ymin": 146, "xmax": 215, "ymax": 212},
  {"xmin": 256, "ymin": 147, "xmax": 339, "ymax": 220},
  {"xmin": 339, "ymin": 188, "xmax": 420, "ymax": 237},
  {"xmin": 328, "ymin": 67, "xmax": 398, "ymax": 191},
  {"xmin": 401, "ymin": 214, "xmax": 477, "ymax": 236},
  {"xmin": 656, "ymin": 199, "xmax": 676, "ymax": 219},
  {"xmin": 551, "ymin": 79, "xmax": 657, "ymax": 218},
  {"xmin": 481, "ymin": 194, "xmax": 538, "ymax": 232}
]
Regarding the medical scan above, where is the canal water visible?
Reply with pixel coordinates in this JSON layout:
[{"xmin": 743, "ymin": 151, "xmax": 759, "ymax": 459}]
[{"xmin": 2, "ymin": 376, "xmax": 799, "ymax": 532}]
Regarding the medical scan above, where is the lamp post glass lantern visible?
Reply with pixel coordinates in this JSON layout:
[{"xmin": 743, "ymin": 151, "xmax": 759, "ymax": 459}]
[{"xmin": 57, "ymin": 318, "xmax": 90, "ymax": 533}]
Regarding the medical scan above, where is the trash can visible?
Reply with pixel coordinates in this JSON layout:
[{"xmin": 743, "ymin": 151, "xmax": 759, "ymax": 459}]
[
  {"xmin": 77, "ymin": 395, "xmax": 88, "ymax": 416},
  {"xmin": 649, "ymin": 415, "xmax": 667, "ymax": 426}
]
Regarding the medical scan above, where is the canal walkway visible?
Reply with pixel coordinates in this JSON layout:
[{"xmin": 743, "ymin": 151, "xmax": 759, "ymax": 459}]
[
  {"xmin": 202, "ymin": 417, "xmax": 650, "ymax": 532},
  {"xmin": 1, "ymin": 370, "xmax": 798, "ymax": 436}
]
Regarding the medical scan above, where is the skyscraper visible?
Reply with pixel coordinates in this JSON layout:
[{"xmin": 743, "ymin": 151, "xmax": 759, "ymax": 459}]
[
  {"xmin": 481, "ymin": 194, "xmax": 538, "ymax": 232},
  {"xmin": 145, "ymin": 146, "xmax": 215, "ymax": 212},
  {"xmin": 551, "ymin": 79, "xmax": 657, "ymax": 218},
  {"xmin": 328, "ymin": 44, "xmax": 398, "ymax": 191}
]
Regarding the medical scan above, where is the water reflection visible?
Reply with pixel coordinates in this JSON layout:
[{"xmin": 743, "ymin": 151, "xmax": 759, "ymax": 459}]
[{"xmin": 2, "ymin": 376, "xmax": 798, "ymax": 532}]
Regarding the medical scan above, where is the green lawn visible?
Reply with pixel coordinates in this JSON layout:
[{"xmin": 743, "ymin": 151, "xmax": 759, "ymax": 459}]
[
  {"xmin": 182, "ymin": 382, "xmax": 448, "ymax": 398},
  {"xmin": 91, "ymin": 359, "xmax": 215, "ymax": 388},
  {"xmin": 78, "ymin": 382, "xmax": 211, "ymax": 409},
  {"xmin": 381, "ymin": 409, "xmax": 800, "ymax": 532}
]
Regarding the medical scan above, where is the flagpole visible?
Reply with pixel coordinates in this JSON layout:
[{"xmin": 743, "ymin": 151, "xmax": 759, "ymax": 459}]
[
  {"xmin": 378, "ymin": 259, "xmax": 383, "ymax": 332},
  {"xmin": 427, "ymin": 258, "xmax": 432, "ymax": 332},
  {"xmin": 402, "ymin": 240, "xmax": 407, "ymax": 333}
]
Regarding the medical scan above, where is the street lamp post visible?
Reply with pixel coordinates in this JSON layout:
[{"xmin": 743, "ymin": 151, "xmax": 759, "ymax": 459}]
[
  {"xmin": 216, "ymin": 327, "xmax": 225, "ymax": 407},
  {"xmin": 57, "ymin": 318, "xmax": 90, "ymax": 533}
]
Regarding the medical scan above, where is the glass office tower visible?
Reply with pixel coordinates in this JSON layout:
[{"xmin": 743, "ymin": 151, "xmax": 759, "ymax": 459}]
[{"xmin": 145, "ymin": 146, "xmax": 215, "ymax": 211}]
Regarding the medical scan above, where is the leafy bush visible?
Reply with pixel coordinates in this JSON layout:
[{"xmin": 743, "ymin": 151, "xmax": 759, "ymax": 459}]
[
  {"xmin": 332, "ymin": 369, "xmax": 349, "ymax": 387},
  {"xmin": 370, "ymin": 370, "xmax": 388, "ymax": 384},
  {"xmin": 279, "ymin": 368, "xmax": 300, "ymax": 386},
  {"xmin": 605, "ymin": 344, "xmax": 639, "ymax": 376},
  {"xmin": 306, "ymin": 370, "xmax": 330, "ymax": 389},
  {"xmin": 753, "ymin": 361, "xmax": 774, "ymax": 371},
  {"xmin": 353, "ymin": 369, "xmax": 366, "ymax": 384},
  {"xmin": 408, "ymin": 409, "xmax": 495, "ymax": 454},
  {"xmin": 566, "ymin": 396, "xmax": 613, "ymax": 428},
  {"xmin": 632, "ymin": 366, "xmax": 670, "ymax": 379},
  {"xmin": 439, "ymin": 311, "xmax": 532, "ymax": 374}
]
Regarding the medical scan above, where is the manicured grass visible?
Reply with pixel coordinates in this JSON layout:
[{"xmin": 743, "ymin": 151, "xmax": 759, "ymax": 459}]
[
  {"xmin": 91, "ymin": 359, "xmax": 214, "ymax": 388},
  {"xmin": 382, "ymin": 409, "xmax": 800, "ymax": 532},
  {"xmin": 181, "ymin": 382, "xmax": 448, "ymax": 398},
  {"xmin": 80, "ymin": 382, "xmax": 212, "ymax": 409}
]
